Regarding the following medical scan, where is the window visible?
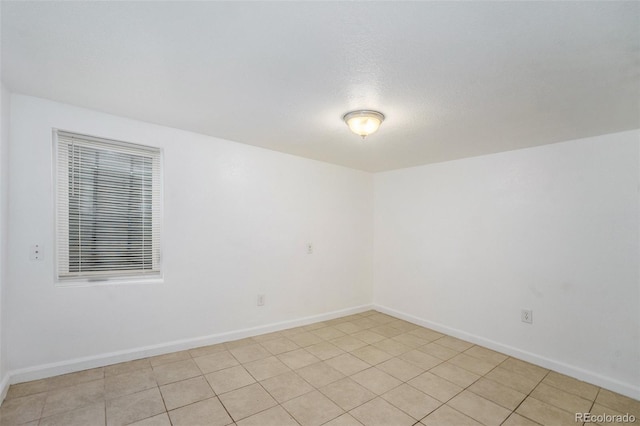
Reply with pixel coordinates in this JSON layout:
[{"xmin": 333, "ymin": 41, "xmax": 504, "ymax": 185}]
[{"xmin": 55, "ymin": 130, "xmax": 162, "ymax": 281}]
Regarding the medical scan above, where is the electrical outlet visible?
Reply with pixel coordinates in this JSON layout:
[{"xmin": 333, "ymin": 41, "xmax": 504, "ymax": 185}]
[
  {"xmin": 521, "ymin": 309, "xmax": 533, "ymax": 324},
  {"xmin": 257, "ymin": 294, "xmax": 265, "ymax": 306},
  {"xmin": 307, "ymin": 243, "xmax": 313, "ymax": 254}
]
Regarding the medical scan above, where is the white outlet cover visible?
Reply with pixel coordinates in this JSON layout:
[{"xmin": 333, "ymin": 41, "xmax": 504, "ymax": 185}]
[{"xmin": 521, "ymin": 309, "xmax": 533, "ymax": 324}]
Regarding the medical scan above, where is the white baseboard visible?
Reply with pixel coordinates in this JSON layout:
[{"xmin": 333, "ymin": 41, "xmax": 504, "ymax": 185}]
[
  {"xmin": 374, "ymin": 304, "xmax": 640, "ymax": 400},
  {"xmin": 7, "ymin": 304, "xmax": 373, "ymax": 387},
  {"xmin": 0, "ymin": 373, "xmax": 9, "ymax": 403}
]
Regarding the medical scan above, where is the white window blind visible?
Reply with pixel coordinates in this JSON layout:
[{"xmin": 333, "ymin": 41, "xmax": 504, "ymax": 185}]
[{"xmin": 55, "ymin": 130, "xmax": 162, "ymax": 281}]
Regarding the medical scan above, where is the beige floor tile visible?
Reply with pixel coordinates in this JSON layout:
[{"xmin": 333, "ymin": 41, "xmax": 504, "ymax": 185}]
[
  {"xmin": 9, "ymin": 420, "xmax": 31, "ymax": 426},
  {"xmin": 217, "ymin": 383, "xmax": 277, "ymax": 421},
  {"xmin": 500, "ymin": 358, "xmax": 548, "ymax": 382},
  {"xmin": 42, "ymin": 379, "xmax": 104, "ymax": 418},
  {"xmin": 369, "ymin": 325, "xmax": 404, "ymax": 338},
  {"xmin": 305, "ymin": 341, "xmax": 345, "ymax": 360},
  {"xmin": 334, "ymin": 322, "xmax": 363, "ymax": 334},
  {"xmin": 313, "ymin": 327, "xmax": 347, "ymax": 340},
  {"xmin": 408, "ymin": 328, "xmax": 445, "ymax": 342},
  {"xmin": 229, "ymin": 344, "xmax": 271, "ymax": 364},
  {"xmin": 14, "ymin": 313, "xmax": 631, "ymax": 426},
  {"xmin": 516, "ymin": 396, "xmax": 578, "ymax": 426},
  {"xmin": 169, "ymin": 397, "xmax": 233, "ymax": 426},
  {"xmin": 351, "ymin": 317, "xmax": 377, "ymax": 329},
  {"xmin": 106, "ymin": 388, "xmax": 165, "ymax": 426},
  {"xmin": 501, "ymin": 413, "xmax": 541, "ymax": 426},
  {"xmin": 595, "ymin": 389, "xmax": 640, "ymax": 417},
  {"xmin": 351, "ymin": 345, "xmax": 394, "ymax": 365},
  {"xmin": 351, "ymin": 367, "xmax": 402, "ymax": 395},
  {"xmin": 236, "ymin": 405, "xmax": 298, "ymax": 426},
  {"xmin": 342, "ymin": 313, "xmax": 365, "ymax": 321},
  {"xmin": 323, "ymin": 413, "xmax": 364, "ymax": 426},
  {"xmin": 296, "ymin": 362, "xmax": 345, "ymax": 388},
  {"xmin": 541, "ymin": 371, "xmax": 598, "ymax": 401},
  {"xmin": 105, "ymin": 368, "xmax": 157, "ymax": 399},
  {"xmin": 421, "ymin": 405, "xmax": 482, "ymax": 426},
  {"xmin": 484, "ymin": 366, "xmax": 539, "ymax": 394},
  {"xmin": 435, "ymin": 336, "xmax": 473, "ymax": 352},
  {"xmin": 408, "ymin": 372, "xmax": 463, "ymax": 402},
  {"xmin": 280, "ymin": 326, "xmax": 307, "ymax": 337},
  {"xmin": 319, "ymin": 377, "xmax": 376, "ymax": 410},
  {"xmin": 159, "ymin": 376, "xmax": 214, "ymax": 410},
  {"xmin": 368, "ymin": 313, "xmax": 396, "ymax": 325},
  {"xmin": 417, "ymin": 343, "xmax": 460, "ymax": 361},
  {"xmin": 325, "ymin": 353, "xmax": 371, "ymax": 376},
  {"xmin": 260, "ymin": 371, "xmax": 314, "ymax": 403},
  {"xmin": 5, "ymin": 379, "xmax": 49, "ymax": 400},
  {"xmin": 127, "ymin": 412, "xmax": 171, "ymax": 426},
  {"xmin": 46, "ymin": 368, "xmax": 104, "ymax": 390},
  {"xmin": 430, "ymin": 362, "xmax": 481, "ymax": 387},
  {"xmin": 463, "ymin": 346, "xmax": 508, "ymax": 365},
  {"xmin": 0, "ymin": 392, "xmax": 47, "ymax": 425},
  {"xmin": 325, "ymin": 317, "xmax": 349, "ymax": 326},
  {"xmin": 377, "ymin": 357, "xmax": 424, "ymax": 382},
  {"xmin": 448, "ymin": 390, "xmax": 511, "ymax": 425},
  {"xmin": 205, "ymin": 365, "xmax": 255, "ymax": 395},
  {"xmin": 303, "ymin": 322, "xmax": 328, "ymax": 331},
  {"xmin": 392, "ymin": 333, "xmax": 429, "ymax": 349},
  {"xmin": 467, "ymin": 377, "xmax": 527, "ymax": 410},
  {"xmin": 189, "ymin": 343, "xmax": 228, "ymax": 358},
  {"xmin": 153, "ymin": 359, "xmax": 201, "ymax": 386},
  {"xmin": 252, "ymin": 331, "xmax": 283, "ymax": 343},
  {"xmin": 105, "ymin": 359, "xmax": 152, "ymax": 377},
  {"xmin": 350, "ymin": 397, "xmax": 415, "ymax": 426},
  {"xmin": 434, "ymin": 335, "xmax": 473, "ymax": 352},
  {"xmin": 382, "ymin": 383, "xmax": 441, "ymax": 420},
  {"xmin": 282, "ymin": 390, "xmax": 344, "ymax": 426},
  {"xmin": 224, "ymin": 337, "xmax": 257, "ymax": 350},
  {"xmin": 387, "ymin": 320, "xmax": 419, "ymax": 333},
  {"xmin": 277, "ymin": 348, "xmax": 321, "ymax": 370},
  {"xmin": 351, "ymin": 330, "xmax": 386, "ymax": 345},
  {"xmin": 260, "ymin": 338, "xmax": 300, "ymax": 355},
  {"xmin": 530, "ymin": 382, "xmax": 592, "ymax": 413},
  {"xmin": 589, "ymin": 402, "xmax": 631, "ymax": 424},
  {"xmin": 193, "ymin": 351, "xmax": 239, "ymax": 374},
  {"xmin": 244, "ymin": 356, "xmax": 291, "ymax": 381},
  {"xmin": 448, "ymin": 352, "xmax": 498, "ymax": 375},
  {"xmin": 400, "ymin": 350, "xmax": 442, "ymax": 370},
  {"xmin": 372, "ymin": 339, "xmax": 412, "ymax": 356},
  {"xmin": 288, "ymin": 332, "xmax": 324, "ymax": 347},
  {"xmin": 39, "ymin": 401, "xmax": 105, "ymax": 426},
  {"xmin": 330, "ymin": 336, "xmax": 368, "ymax": 352},
  {"xmin": 148, "ymin": 351, "xmax": 190, "ymax": 367}
]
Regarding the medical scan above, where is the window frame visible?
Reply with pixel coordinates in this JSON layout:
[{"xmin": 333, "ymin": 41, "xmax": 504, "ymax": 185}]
[{"xmin": 53, "ymin": 129, "xmax": 164, "ymax": 285}]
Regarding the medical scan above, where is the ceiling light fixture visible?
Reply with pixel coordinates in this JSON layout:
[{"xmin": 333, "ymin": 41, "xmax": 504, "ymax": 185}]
[{"xmin": 343, "ymin": 110, "xmax": 385, "ymax": 139}]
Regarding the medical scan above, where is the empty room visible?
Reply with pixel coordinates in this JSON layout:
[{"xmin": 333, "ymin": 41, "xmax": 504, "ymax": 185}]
[{"xmin": 0, "ymin": 1, "xmax": 638, "ymax": 425}]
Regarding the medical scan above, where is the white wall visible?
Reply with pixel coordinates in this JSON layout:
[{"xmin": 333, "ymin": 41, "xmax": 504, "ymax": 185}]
[
  {"xmin": 7, "ymin": 94, "xmax": 373, "ymax": 375},
  {"xmin": 0, "ymin": 83, "xmax": 10, "ymax": 393},
  {"xmin": 374, "ymin": 130, "xmax": 640, "ymax": 398}
]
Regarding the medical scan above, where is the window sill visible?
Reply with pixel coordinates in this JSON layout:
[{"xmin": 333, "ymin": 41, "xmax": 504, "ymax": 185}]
[{"xmin": 55, "ymin": 276, "xmax": 164, "ymax": 288}]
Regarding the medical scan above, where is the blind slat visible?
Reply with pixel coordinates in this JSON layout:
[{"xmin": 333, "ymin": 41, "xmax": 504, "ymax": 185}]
[{"xmin": 56, "ymin": 130, "xmax": 162, "ymax": 280}]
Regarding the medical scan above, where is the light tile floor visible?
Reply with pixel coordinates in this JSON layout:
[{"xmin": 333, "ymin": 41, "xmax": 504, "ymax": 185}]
[{"xmin": 2, "ymin": 311, "xmax": 639, "ymax": 426}]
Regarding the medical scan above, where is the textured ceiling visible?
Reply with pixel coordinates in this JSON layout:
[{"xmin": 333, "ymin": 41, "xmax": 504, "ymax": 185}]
[{"xmin": 2, "ymin": 1, "xmax": 639, "ymax": 172}]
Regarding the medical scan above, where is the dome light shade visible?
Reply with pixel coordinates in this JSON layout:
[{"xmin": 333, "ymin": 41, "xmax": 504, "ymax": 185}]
[{"xmin": 343, "ymin": 110, "xmax": 385, "ymax": 139}]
